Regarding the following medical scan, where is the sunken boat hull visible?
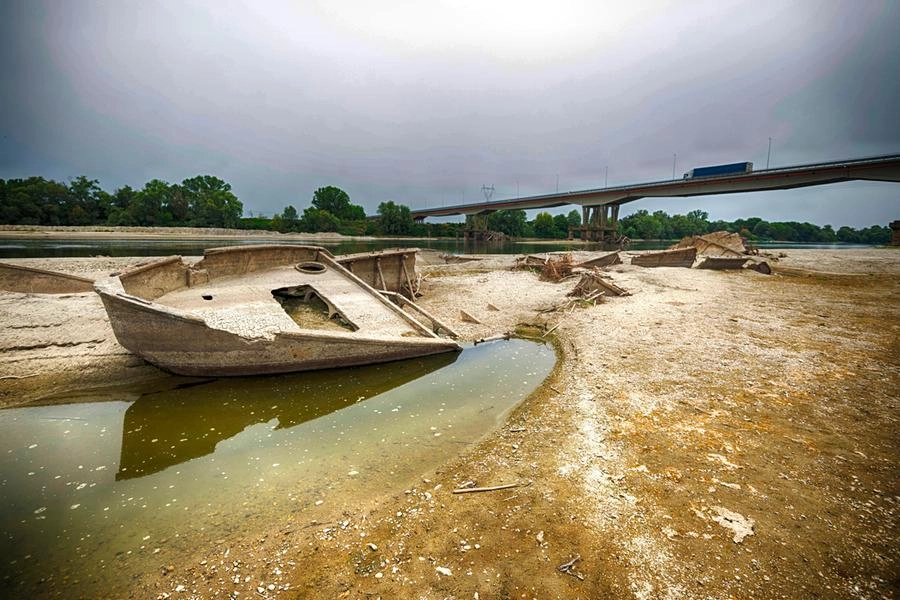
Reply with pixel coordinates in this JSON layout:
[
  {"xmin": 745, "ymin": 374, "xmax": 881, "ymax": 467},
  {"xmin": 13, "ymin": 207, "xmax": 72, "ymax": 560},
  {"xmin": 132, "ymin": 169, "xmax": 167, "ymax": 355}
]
[
  {"xmin": 95, "ymin": 245, "xmax": 461, "ymax": 376},
  {"xmin": 631, "ymin": 247, "xmax": 697, "ymax": 268}
]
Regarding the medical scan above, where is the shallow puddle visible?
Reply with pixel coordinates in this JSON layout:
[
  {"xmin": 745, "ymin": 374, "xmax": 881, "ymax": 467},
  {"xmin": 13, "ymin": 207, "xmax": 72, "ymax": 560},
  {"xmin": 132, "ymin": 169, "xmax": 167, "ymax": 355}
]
[{"xmin": 0, "ymin": 339, "xmax": 554, "ymax": 597}]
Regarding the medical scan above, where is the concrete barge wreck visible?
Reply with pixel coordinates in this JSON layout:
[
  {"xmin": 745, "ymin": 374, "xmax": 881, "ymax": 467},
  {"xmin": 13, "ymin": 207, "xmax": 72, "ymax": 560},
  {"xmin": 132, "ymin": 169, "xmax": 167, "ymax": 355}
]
[{"xmin": 94, "ymin": 245, "xmax": 461, "ymax": 376}]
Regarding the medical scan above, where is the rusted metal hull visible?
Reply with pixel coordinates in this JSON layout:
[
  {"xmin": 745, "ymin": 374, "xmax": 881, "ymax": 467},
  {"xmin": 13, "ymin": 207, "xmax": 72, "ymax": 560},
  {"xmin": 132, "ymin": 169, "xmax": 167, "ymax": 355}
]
[
  {"xmin": 336, "ymin": 249, "xmax": 419, "ymax": 296},
  {"xmin": 0, "ymin": 262, "xmax": 94, "ymax": 294},
  {"xmin": 97, "ymin": 291, "xmax": 459, "ymax": 376},
  {"xmin": 574, "ymin": 251, "xmax": 622, "ymax": 269},
  {"xmin": 631, "ymin": 247, "xmax": 697, "ymax": 268},
  {"xmin": 95, "ymin": 244, "xmax": 461, "ymax": 376},
  {"xmin": 696, "ymin": 257, "xmax": 749, "ymax": 270}
]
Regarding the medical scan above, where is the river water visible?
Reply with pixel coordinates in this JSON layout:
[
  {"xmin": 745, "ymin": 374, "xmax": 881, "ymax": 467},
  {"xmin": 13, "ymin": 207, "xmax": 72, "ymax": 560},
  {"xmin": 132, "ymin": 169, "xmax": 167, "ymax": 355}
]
[
  {"xmin": 0, "ymin": 340, "xmax": 555, "ymax": 597},
  {"xmin": 0, "ymin": 236, "xmax": 874, "ymax": 259}
]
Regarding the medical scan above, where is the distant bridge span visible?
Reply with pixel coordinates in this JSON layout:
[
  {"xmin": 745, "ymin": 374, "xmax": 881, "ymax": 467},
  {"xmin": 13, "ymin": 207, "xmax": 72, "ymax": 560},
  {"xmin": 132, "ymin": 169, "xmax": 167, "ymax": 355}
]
[{"xmin": 409, "ymin": 154, "xmax": 900, "ymax": 242}]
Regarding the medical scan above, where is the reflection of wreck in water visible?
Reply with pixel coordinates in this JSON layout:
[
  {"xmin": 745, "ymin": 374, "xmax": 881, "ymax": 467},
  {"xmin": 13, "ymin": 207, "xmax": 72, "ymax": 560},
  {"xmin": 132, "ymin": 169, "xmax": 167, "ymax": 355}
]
[
  {"xmin": 116, "ymin": 350, "xmax": 459, "ymax": 480},
  {"xmin": 95, "ymin": 245, "xmax": 460, "ymax": 376}
]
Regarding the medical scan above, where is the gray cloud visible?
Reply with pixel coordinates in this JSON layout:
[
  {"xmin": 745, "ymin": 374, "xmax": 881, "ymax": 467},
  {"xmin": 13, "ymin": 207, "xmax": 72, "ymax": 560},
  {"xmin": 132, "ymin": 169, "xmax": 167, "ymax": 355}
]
[{"xmin": 1, "ymin": 0, "xmax": 898, "ymax": 227}]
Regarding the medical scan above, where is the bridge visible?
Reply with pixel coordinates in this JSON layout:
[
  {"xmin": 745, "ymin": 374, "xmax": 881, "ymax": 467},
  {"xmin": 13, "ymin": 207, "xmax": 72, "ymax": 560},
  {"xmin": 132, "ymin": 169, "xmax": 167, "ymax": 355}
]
[{"xmin": 409, "ymin": 154, "xmax": 900, "ymax": 243}]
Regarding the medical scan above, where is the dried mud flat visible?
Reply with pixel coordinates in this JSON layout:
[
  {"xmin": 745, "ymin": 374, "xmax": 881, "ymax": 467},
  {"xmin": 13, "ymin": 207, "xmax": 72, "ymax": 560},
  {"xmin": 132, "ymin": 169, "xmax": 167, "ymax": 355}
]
[{"xmin": 1, "ymin": 248, "xmax": 898, "ymax": 599}]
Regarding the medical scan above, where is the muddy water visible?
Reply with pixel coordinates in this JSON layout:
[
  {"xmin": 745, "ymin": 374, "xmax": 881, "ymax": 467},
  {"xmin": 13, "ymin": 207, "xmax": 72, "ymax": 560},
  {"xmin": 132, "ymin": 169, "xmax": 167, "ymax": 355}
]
[{"xmin": 0, "ymin": 339, "xmax": 555, "ymax": 597}]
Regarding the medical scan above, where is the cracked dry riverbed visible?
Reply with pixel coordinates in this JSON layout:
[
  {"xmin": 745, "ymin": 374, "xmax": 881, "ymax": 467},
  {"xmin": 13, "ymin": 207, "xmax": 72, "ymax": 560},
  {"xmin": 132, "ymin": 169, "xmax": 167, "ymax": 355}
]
[{"xmin": 0, "ymin": 248, "xmax": 898, "ymax": 599}]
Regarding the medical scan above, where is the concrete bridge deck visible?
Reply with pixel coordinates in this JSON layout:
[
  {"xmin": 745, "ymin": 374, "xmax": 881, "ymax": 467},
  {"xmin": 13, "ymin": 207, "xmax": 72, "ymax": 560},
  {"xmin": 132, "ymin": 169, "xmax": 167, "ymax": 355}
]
[
  {"xmin": 410, "ymin": 153, "xmax": 900, "ymax": 218},
  {"xmin": 406, "ymin": 153, "xmax": 900, "ymax": 243}
]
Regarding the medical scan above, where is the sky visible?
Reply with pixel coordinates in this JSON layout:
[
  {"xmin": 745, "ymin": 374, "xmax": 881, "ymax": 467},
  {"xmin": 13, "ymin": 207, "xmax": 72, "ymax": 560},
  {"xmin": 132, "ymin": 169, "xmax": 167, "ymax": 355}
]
[{"xmin": 1, "ymin": 0, "xmax": 899, "ymax": 228}]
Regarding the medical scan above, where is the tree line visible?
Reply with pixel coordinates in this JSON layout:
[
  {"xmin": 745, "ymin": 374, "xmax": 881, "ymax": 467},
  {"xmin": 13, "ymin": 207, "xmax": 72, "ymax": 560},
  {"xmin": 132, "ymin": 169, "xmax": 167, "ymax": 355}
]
[
  {"xmin": 0, "ymin": 175, "xmax": 890, "ymax": 243},
  {"xmin": 0, "ymin": 175, "xmax": 244, "ymax": 228},
  {"xmin": 616, "ymin": 209, "xmax": 891, "ymax": 243}
]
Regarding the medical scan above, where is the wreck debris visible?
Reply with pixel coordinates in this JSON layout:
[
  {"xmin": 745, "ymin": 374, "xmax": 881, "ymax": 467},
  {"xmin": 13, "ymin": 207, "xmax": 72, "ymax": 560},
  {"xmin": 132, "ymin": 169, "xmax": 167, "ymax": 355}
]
[
  {"xmin": 515, "ymin": 253, "xmax": 574, "ymax": 282},
  {"xmin": 381, "ymin": 291, "xmax": 460, "ymax": 338},
  {"xmin": 94, "ymin": 245, "xmax": 461, "ymax": 377},
  {"xmin": 745, "ymin": 261, "xmax": 772, "ymax": 275},
  {"xmin": 631, "ymin": 247, "xmax": 697, "ymax": 268},
  {"xmin": 337, "ymin": 249, "xmax": 420, "ymax": 297},
  {"xmin": 574, "ymin": 251, "xmax": 622, "ymax": 269},
  {"xmin": 569, "ymin": 271, "xmax": 631, "ymax": 297},
  {"xmin": 0, "ymin": 262, "xmax": 95, "ymax": 294},
  {"xmin": 671, "ymin": 231, "xmax": 748, "ymax": 257},
  {"xmin": 540, "ymin": 254, "xmax": 574, "ymax": 282},
  {"xmin": 459, "ymin": 310, "xmax": 482, "ymax": 324},
  {"xmin": 696, "ymin": 257, "xmax": 750, "ymax": 270}
]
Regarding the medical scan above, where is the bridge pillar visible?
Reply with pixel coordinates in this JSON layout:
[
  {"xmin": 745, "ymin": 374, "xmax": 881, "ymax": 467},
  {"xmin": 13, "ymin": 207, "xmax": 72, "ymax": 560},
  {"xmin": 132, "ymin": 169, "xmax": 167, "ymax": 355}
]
[{"xmin": 571, "ymin": 204, "xmax": 622, "ymax": 246}]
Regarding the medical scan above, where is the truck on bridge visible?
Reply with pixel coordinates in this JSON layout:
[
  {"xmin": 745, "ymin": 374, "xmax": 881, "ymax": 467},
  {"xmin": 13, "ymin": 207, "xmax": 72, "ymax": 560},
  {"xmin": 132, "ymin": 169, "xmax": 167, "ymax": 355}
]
[{"xmin": 684, "ymin": 161, "xmax": 753, "ymax": 179}]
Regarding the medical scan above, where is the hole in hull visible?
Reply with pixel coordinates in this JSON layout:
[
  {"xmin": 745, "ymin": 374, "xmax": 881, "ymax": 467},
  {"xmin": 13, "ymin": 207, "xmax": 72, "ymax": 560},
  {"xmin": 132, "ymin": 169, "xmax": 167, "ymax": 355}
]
[{"xmin": 272, "ymin": 285, "xmax": 356, "ymax": 332}]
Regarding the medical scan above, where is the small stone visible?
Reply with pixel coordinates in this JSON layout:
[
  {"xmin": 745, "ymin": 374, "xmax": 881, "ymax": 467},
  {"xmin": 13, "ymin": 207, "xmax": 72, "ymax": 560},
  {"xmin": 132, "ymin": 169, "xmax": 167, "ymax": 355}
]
[
  {"xmin": 174, "ymin": 584, "xmax": 185, "ymax": 593},
  {"xmin": 267, "ymin": 584, "xmax": 275, "ymax": 591},
  {"xmin": 374, "ymin": 572, "xmax": 383, "ymax": 579},
  {"xmin": 536, "ymin": 531, "xmax": 545, "ymax": 544},
  {"xmin": 436, "ymin": 566, "xmax": 452, "ymax": 576},
  {"xmin": 367, "ymin": 543, "xmax": 378, "ymax": 551}
]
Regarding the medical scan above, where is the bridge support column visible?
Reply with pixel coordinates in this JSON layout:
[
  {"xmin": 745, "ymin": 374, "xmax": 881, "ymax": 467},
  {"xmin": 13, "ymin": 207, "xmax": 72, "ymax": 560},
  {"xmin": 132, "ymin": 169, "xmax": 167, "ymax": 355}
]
[{"xmin": 572, "ymin": 204, "xmax": 622, "ymax": 246}]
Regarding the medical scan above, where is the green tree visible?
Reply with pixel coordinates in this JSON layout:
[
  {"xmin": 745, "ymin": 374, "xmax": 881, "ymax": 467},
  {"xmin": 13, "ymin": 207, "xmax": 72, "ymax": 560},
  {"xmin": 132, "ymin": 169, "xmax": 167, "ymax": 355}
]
[
  {"xmin": 566, "ymin": 209, "xmax": 581, "ymax": 228},
  {"xmin": 487, "ymin": 209, "xmax": 527, "ymax": 236},
  {"xmin": 377, "ymin": 201, "xmax": 414, "ymax": 235},
  {"xmin": 68, "ymin": 176, "xmax": 108, "ymax": 225},
  {"xmin": 533, "ymin": 212, "xmax": 556, "ymax": 238},
  {"xmin": 311, "ymin": 186, "xmax": 365, "ymax": 221},
  {"xmin": 277, "ymin": 205, "xmax": 299, "ymax": 232},
  {"xmin": 299, "ymin": 207, "xmax": 340, "ymax": 232},
  {"xmin": 553, "ymin": 213, "xmax": 570, "ymax": 238},
  {"xmin": 180, "ymin": 175, "xmax": 243, "ymax": 228}
]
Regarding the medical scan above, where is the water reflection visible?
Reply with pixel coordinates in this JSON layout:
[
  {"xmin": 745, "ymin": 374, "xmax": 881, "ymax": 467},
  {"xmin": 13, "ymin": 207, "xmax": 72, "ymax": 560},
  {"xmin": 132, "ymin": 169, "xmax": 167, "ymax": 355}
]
[
  {"xmin": 0, "ymin": 339, "xmax": 554, "ymax": 599},
  {"xmin": 117, "ymin": 352, "xmax": 458, "ymax": 480}
]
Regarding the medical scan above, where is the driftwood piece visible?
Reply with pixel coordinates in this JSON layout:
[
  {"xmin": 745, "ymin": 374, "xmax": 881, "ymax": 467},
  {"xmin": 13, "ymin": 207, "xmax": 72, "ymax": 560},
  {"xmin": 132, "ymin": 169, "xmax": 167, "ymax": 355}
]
[
  {"xmin": 631, "ymin": 247, "xmax": 697, "ymax": 268},
  {"xmin": 452, "ymin": 482, "xmax": 528, "ymax": 494},
  {"xmin": 558, "ymin": 555, "xmax": 585, "ymax": 581},
  {"xmin": 459, "ymin": 309, "xmax": 482, "ymax": 324},
  {"xmin": 474, "ymin": 332, "xmax": 511, "ymax": 345},
  {"xmin": 440, "ymin": 253, "xmax": 482, "ymax": 264},
  {"xmin": 542, "ymin": 323, "xmax": 561, "ymax": 338}
]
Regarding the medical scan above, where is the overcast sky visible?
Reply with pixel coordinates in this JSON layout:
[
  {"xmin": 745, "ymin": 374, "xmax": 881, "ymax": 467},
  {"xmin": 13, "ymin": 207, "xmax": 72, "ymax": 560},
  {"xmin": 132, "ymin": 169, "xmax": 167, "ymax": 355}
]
[{"xmin": 2, "ymin": 0, "xmax": 898, "ymax": 227}]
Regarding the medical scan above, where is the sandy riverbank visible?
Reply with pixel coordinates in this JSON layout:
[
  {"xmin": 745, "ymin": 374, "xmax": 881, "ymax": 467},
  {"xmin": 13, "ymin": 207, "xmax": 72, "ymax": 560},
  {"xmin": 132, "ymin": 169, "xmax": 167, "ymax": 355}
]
[{"xmin": 1, "ymin": 248, "xmax": 897, "ymax": 598}]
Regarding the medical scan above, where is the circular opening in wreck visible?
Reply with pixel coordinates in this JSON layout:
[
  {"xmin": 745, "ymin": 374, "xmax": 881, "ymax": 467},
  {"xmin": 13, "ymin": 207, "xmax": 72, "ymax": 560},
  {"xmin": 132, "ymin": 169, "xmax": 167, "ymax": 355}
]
[{"xmin": 296, "ymin": 261, "xmax": 327, "ymax": 274}]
